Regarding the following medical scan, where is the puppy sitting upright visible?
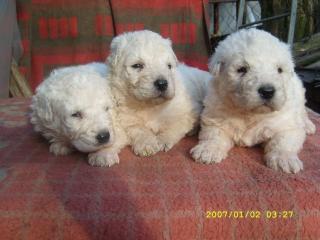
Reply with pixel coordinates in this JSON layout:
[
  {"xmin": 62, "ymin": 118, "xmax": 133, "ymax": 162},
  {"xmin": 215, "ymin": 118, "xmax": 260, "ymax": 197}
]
[
  {"xmin": 191, "ymin": 28, "xmax": 315, "ymax": 173},
  {"xmin": 107, "ymin": 30, "xmax": 211, "ymax": 156},
  {"xmin": 31, "ymin": 63, "xmax": 128, "ymax": 167}
]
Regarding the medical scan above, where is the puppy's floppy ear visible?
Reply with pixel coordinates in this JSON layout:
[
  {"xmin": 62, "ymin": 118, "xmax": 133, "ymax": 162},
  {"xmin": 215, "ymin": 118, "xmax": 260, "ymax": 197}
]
[
  {"xmin": 165, "ymin": 38, "xmax": 178, "ymax": 66},
  {"xmin": 106, "ymin": 33, "xmax": 128, "ymax": 68},
  {"xmin": 283, "ymin": 42, "xmax": 296, "ymax": 72},
  {"xmin": 31, "ymin": 95, "xmax": 53, "ymax": 123},
  {"xmin": 208, "ymin": 55, "xmax": 223, "ymax": 78},
  {"xmin": 105, "ymin": 85, "xmax": 117, "ymax": 108}
]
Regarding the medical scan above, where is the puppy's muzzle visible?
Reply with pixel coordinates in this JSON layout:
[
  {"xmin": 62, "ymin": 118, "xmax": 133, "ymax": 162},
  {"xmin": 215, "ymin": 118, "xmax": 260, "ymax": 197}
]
[
  {"xmin": 96, "ymin": 131, "xmax": 110, "ymax": 144},
  {"xmin": 258, "ymin": 85, "xmax": 275, "ymax": 100},
  {"xmin": 154, "ymin": 78, "xmax": 168, "ymax": 92}
]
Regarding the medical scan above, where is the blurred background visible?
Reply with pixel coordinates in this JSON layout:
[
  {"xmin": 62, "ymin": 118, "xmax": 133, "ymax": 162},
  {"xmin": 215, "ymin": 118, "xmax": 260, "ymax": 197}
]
[{"xmin": 1, "ymin": 0, "xmax": 319, "ymax": 112}]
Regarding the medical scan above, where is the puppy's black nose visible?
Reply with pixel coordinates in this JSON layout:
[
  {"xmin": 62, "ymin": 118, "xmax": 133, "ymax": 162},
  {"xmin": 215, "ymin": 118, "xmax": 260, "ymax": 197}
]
[
  {"xmin": 96, "ymin": 131, "xmax": 110, "ymax": 144},
  {"xmin": 258, "ymin": 85, "xmax": 275, "ymax": 100},
  {"xmin": 154, "ymin": 79, "xmax": 168, "ymax": 92}
]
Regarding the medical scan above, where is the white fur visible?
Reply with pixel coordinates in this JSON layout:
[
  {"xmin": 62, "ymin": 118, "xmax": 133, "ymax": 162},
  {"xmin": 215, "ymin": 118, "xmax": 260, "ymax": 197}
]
[
  {"xmin": 107, "ymin": 30, "xmax": 211, "ymax": 156},
  {"xmin": 30, "ymin": 62, "xmax": 128, "ymax": 167},
  {"xmin": 191, "ymin": 29, "xmax": 316, "ymax": 173}
]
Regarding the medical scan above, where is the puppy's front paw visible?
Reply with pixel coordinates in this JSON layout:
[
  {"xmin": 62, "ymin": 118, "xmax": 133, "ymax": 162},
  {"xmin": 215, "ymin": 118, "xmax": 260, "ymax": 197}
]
[
  {"xmin": 265, "ymin": 152, "xmax": 303, "ymax": 173},
  {"xmin": 88, "ymin": 151, "xmax": 119, "ymax": 167},
  {"xmin": 158, "ymin": 140, "xmax": 175, "ymax": 152},
  {"xmin": 50, "ymin": 142, "xmax": 72, "ymax": 156},
  {"xmin": 132, "ymin": 135, "xmax": 160, "ymax": 157},
  {"xmin": 305, "ymin": 119, "xmax": 316, "ymax": 135},
  {"xmin": 190, "ymin": 141, "xmax": 228, "ymax": 164}
]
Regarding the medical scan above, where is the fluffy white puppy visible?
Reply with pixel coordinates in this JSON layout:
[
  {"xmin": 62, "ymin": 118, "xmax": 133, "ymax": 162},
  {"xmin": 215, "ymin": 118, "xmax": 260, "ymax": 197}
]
[
  {"xmin": 107, "ymin": 30, "xmax": 211, "ymax": 156},
  {"xmin": 31, "ymin": 63, "xmax": 128, "ymax": 167},
  {"xmin": 191, "ymin": 28, "xmax": 316, "ymax": 173}
]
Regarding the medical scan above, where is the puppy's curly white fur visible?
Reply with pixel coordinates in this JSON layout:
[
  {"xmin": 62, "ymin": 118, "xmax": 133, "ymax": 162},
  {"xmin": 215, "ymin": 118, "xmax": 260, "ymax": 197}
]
[
  {"xmin": 191, "ymin": 29, "xmax": 315, "ymax": 173},
  {"xmin": 107, "ymin": 30, "xmax": 211, "ymax": 157},
  {"xmin": 30, "ymin": 63, "xmax": 128, "ymax": 167}
]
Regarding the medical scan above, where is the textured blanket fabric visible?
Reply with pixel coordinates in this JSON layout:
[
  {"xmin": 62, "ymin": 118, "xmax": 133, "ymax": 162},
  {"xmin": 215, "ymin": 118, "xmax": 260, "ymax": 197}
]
[
  {"xmin": 1, "ymin": 98, "xmax": 320, "ymax": 239},
  {"xmin": 16, "ymin": 0, "xmax": 210, "ymax": 91}
]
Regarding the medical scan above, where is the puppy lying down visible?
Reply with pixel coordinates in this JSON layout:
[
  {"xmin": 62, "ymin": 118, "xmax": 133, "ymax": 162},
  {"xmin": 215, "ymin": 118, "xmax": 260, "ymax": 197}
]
[
  {"xmin": 30, "ymin": 63, "xmax": 128, "ymax": 167},
  {"xmin": 191, "ymin": 28, "xmax": 315, "ymax": 173}
]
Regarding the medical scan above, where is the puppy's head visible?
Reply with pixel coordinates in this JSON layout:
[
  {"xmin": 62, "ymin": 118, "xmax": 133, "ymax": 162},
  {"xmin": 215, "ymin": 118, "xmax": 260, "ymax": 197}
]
[
  {"xmin": 107, "ymin": 30, "xmax": 178, "ymax": 104},
  {"xmin": 34, "ymin": 70, "xmax": 116, "ymax": 153},
  {"xmin": 209, "ymin": 28, "xmax": 295, "ymax": 114}
]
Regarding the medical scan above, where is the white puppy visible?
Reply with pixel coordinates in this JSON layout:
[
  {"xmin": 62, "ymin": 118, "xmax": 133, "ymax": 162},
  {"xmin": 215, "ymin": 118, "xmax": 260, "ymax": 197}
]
[
  {"xmin": 31, "ymin": 63, "xmax": 128, "ymax": 167},
  {"xmin": 107, "ymin": 30, "xmax": 211, "ymax": 156},
  {"xmin": 191, "ymin": 28, "xmax": 316, "ymax": 173}
]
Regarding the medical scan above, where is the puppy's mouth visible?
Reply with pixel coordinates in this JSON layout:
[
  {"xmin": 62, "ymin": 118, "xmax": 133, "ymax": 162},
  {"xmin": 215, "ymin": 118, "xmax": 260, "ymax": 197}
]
[
  {"xmin": 143, "ymin": 92, "xmax": 174, "ymax": 105},
  {"xmin": 252, "ymin": 101, "xmax": 279, "ymax": 114},
  {"xmin": 72, "ymin": 138, "xmax": 113, "ymax": 153},
  {"xmin": 154, "ymin": 92, "xmax": 174, "ymax": 104},
  {"xmin": 157, "ymin": 91, "xmax": 174, "ymax": 100}
]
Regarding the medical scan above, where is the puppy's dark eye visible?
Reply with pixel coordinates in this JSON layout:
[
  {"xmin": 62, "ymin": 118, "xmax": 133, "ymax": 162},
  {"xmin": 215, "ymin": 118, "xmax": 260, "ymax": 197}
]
[
  {"xmin": 105, "ymin": 107, "xmax": 109, "ymax": 111},
  {"xmin": 131, "ymin": 63, "xmax": 144, "ymax": 70},
  {"xmin": 168, "ymin": 64, "xmax": 172, "ymax": 69},
  {"xmin": 71, "ymin": 111, "xmax": 82, "ymax": 118},
  {"xmin": 237, "ymin": 66, "xmax": 248, "ymax": 74},
  {"xmin": 278, "ymin": 67, "xmax": 283, "ymax": 73}
]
